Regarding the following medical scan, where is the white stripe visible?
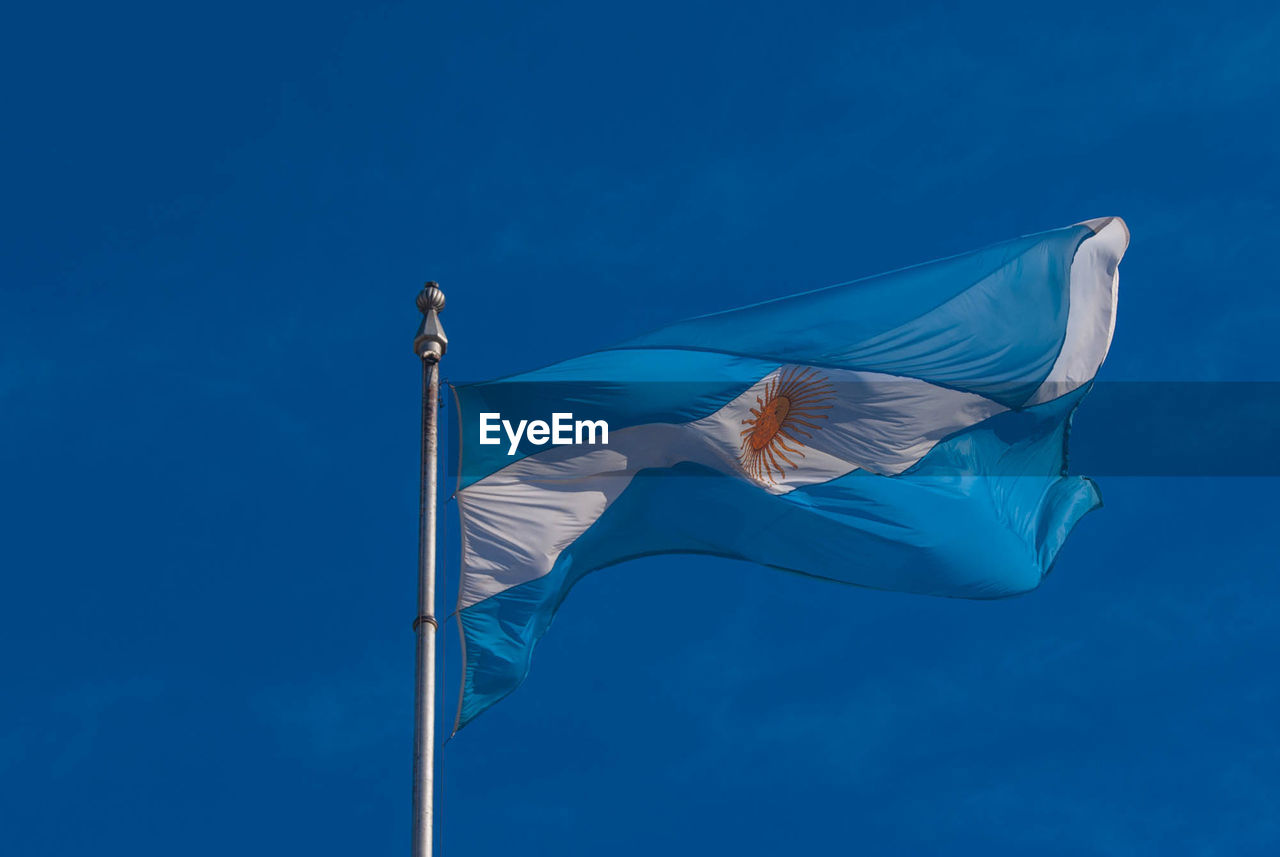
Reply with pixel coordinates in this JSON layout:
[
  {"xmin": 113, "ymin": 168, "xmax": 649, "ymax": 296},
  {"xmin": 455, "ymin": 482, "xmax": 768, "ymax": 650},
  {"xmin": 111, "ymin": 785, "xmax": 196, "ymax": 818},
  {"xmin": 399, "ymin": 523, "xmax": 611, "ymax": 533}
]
[
  {"xmin": 458, "ymin": 369, "xmax": 1004, "ymax": 608},
  {"xmin": 1027, "ymin": 217, "xmax": 1128, "ymax": 405}
]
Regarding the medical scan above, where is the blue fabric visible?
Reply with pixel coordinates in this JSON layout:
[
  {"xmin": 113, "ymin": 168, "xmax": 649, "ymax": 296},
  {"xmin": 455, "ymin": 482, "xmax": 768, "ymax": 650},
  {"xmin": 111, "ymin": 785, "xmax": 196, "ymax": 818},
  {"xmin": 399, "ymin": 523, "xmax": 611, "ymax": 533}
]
[
  {"xmin": 453, "ymin": 221, "xmax": 1110, "ymax": 730},
  {"xmin": 613, "ymin": 224, "xmax": 1092, "ymax": 404},
  {"xmin": 456, "ymin": 389, "xmax": 1097, "ymax": 727}
]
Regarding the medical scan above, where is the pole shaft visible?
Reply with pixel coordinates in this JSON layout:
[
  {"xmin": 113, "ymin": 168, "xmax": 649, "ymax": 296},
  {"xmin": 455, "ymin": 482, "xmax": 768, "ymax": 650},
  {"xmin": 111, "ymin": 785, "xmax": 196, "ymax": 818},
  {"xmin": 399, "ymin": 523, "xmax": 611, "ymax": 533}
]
[{"xmin": 412, "ymin": 357, "xmax": 439, "ymax": 857}]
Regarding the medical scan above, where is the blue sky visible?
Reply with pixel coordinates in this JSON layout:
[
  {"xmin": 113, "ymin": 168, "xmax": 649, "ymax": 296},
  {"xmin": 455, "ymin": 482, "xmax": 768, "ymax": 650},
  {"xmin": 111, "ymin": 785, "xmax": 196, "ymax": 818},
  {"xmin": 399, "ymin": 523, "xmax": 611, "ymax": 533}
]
[{"xmin": 3, "ymin": 1, "xmax": 1279, "ymax": 854}]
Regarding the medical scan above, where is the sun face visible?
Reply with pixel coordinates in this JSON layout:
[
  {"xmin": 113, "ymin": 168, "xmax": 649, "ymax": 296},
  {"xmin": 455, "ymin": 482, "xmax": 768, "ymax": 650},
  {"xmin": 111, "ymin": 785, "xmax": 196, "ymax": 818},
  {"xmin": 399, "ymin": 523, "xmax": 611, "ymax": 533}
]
[{"xmin": 739, "ymin": 366, "xmax": 835, "ymax": 485}]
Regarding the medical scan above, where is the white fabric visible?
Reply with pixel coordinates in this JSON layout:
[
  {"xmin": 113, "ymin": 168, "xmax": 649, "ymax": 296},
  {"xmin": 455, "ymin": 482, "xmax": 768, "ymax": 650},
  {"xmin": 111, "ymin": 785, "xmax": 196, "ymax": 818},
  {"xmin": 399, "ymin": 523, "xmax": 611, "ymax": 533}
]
[
  {"xmin": 1027, "ymin": 217, "xmax": 1128, "ymax": 405},
  {"xmin": 459, "ymin": 369, "xmax": 1005, "ymax": 608}
]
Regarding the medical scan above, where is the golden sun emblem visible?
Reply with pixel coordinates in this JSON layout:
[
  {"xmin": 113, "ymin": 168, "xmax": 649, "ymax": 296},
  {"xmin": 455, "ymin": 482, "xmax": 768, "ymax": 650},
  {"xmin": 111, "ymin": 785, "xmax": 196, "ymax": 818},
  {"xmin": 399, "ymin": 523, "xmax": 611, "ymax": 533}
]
[{"xmin": 739, "ymin": 366, "xmax": 835, "ymax": 485}]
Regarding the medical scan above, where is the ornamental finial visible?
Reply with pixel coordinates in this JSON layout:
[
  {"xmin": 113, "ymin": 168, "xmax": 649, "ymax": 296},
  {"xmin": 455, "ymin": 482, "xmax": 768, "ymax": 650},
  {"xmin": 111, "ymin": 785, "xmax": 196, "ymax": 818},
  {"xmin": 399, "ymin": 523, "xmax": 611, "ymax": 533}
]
[
  {"xmin": 417, "ymin": 281, "xmax": 446, "ymax": 314},
  {"xmin": 413, "ymin": 282, "xmax": 448, "ymax": 361}
]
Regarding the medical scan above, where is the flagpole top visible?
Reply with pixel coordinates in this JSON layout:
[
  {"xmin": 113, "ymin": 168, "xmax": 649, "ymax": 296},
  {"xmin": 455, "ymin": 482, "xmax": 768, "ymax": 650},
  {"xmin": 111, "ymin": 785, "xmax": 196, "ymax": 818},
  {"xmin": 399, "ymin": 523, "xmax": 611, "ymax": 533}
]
[
  {"xmin": 413, "ymin": 282, "xmax": 448, "ymax": 362},
  {"xmin": 417, "ymin": 281, "xmax": 446, "ymax": 314}
]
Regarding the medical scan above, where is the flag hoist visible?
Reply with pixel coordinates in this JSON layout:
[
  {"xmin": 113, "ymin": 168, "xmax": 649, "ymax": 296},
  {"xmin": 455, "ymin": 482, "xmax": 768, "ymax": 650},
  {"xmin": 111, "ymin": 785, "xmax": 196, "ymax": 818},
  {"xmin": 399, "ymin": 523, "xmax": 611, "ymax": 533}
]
[{"xmin": 411, "ymin": 282, "xmax": 447, "ymax": 857}]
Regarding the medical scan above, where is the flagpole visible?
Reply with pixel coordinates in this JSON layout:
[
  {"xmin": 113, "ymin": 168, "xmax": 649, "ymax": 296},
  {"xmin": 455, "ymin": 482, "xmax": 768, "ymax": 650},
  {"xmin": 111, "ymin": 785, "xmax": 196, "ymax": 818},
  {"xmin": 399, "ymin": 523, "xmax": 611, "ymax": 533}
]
[{"xmin": 412, "ymin": 282, "xmax": 447, "ymax": 857}]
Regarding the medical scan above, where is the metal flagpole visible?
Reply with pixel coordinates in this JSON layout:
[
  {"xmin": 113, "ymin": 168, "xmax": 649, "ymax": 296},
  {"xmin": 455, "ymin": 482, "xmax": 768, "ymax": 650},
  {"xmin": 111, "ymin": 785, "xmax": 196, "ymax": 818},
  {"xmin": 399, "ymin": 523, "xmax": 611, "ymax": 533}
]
[{"xmin": 412, "ymin": 282, "xmax": 447, "ymax": 857}]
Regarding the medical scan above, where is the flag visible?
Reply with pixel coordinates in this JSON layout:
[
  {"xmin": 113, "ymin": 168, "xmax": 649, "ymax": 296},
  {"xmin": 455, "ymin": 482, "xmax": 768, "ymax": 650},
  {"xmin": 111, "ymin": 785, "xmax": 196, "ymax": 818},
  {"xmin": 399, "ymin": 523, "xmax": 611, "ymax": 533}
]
[{"xmin": 450, "ymin": 217, "xmax": 1129, "ymax": 729}]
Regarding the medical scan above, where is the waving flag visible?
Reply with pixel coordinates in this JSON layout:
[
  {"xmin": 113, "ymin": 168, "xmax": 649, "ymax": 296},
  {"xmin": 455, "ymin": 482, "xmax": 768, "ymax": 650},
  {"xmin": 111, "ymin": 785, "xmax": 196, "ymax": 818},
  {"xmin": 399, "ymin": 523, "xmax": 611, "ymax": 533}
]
[{"xmin": 451, "ymin": 217, "xmax": 1129, "ymax": 729}]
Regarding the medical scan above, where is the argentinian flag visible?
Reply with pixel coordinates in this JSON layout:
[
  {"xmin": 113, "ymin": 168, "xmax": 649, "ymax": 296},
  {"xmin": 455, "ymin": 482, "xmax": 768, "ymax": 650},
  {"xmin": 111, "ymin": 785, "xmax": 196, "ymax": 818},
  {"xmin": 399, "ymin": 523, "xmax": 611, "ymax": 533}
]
[{"xmin": 451, "ymin": 217, "xmax": 1128, "ymax": 729}]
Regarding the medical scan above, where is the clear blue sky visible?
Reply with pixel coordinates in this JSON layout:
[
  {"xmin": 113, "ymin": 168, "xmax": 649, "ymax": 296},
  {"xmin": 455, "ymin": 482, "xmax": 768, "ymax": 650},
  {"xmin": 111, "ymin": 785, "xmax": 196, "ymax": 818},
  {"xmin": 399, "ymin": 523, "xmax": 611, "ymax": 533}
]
[{"xmin": 3, "ymin": 1, "xmax": 1278, "ymax": 854}]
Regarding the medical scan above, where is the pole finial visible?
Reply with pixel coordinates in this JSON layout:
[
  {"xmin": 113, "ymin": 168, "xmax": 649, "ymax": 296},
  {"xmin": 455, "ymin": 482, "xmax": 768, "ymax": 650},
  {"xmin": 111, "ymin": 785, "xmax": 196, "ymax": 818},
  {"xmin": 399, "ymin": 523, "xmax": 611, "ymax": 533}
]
[
  {"xmin": 417, "ymin": 281, "xmax": 446, "ymax": 314},
  {"xmin": 413, "ymin": 281, "xmax": 448, "ymax": 362}
]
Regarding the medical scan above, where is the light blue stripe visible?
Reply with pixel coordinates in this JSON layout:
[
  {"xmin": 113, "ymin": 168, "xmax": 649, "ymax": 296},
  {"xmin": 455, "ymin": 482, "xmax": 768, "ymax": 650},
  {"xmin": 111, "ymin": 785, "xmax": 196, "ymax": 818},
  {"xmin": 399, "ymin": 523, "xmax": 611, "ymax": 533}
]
[{"xmin": 613, "ymin": 224, "xmax": 1092, "ymax": 404}]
